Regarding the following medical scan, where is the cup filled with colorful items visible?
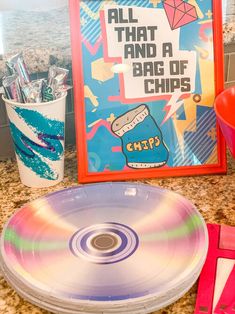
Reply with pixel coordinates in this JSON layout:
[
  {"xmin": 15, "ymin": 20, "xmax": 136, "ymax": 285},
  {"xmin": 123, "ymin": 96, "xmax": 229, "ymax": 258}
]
[{"xmin": 2, "ymin": 52, "xmax": 71, "ymax": 188}]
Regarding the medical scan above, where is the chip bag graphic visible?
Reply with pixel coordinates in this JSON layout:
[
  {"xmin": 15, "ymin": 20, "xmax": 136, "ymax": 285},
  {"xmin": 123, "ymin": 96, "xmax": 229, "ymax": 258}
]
[{"xmin": 111, "ymin": 105, "xmax": 169, "ymax": 169}]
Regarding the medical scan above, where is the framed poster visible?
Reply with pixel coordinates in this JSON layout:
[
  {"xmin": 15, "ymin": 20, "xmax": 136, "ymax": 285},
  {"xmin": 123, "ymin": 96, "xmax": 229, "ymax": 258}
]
[{"xmin": 69, "ymin": 0, "xmax": 226, "ymax": 183}]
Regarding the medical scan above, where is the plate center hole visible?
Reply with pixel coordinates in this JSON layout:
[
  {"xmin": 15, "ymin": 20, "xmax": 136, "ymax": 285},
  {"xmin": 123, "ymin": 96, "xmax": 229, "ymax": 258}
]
[{"xmin": 91, "ymin": 234, "xmax": 118, "ymax": 251}]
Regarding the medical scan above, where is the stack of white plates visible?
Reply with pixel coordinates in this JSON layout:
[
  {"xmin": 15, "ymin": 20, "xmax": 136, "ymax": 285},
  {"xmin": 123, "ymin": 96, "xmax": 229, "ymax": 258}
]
[{"xmin": 0, "ymin": 182, "xmax": 208, "ymax": 314}]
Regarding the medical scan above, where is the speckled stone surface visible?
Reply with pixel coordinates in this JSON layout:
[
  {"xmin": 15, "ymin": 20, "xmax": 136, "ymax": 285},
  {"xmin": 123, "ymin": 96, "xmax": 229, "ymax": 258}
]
[
  {"xmin": 0, "ymin": 6, "xmax": 71, "ymax": 79},
  {"xmin": 224, "ymin": 23, "xmax": 235, "ymax": 44},
  {"xmin": 0, "ymin": 148, "xmax": 234, "ymax": 314},
  {"xmin": 224, "ymin": 1, "xmax": 235, "ymax": 44}
]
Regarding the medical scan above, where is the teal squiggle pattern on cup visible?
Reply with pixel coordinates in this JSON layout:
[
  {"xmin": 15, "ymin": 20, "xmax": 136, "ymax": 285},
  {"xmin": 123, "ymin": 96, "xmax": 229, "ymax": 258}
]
[{"xmin": 9, "ymin": 107, "xmax": 64, "ymax": 180}]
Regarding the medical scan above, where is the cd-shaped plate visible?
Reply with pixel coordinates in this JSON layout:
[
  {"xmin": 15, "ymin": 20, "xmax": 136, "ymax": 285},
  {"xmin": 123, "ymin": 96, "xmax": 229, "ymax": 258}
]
[{"xmin": 0, "ymin": 183, "xmax": 208, "ymax": 306}]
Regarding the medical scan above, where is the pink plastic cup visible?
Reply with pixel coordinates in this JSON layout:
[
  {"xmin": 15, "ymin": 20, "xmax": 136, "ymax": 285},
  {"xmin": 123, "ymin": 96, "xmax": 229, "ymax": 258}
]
[{"xmin": 214, "ymin": 86, "xmax": 235, "ymax": 158}]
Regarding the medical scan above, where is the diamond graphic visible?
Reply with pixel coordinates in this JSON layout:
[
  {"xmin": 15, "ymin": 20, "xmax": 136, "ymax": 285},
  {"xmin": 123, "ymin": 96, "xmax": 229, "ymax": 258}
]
[{"xmin": 163, "ymin": 0, "xmax": 198, "ymax": 30}]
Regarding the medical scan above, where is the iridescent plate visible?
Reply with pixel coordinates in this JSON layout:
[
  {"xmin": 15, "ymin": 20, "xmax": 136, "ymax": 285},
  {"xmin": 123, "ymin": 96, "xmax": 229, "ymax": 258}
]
[{"xmin": 0, "ymin": 183, "xmax": 208, "ymax": 310}]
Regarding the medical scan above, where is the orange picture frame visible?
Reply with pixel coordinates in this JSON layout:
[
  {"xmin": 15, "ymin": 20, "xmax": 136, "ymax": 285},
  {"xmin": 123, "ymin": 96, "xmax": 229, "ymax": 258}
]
[{"xmin": 69, "ymin": 0, "xmax": 226, "ymax": 183}]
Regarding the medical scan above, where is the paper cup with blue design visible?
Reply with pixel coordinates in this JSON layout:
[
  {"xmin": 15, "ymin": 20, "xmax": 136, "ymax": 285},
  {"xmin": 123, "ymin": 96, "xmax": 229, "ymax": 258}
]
[{"xmin": 3, "ymin": 93, "xmax": 67, "ymax": 188}]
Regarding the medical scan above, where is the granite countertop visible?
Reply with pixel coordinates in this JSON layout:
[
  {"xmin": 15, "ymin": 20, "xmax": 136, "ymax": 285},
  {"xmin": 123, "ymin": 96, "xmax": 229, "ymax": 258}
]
[
  {"xmin": 224, "ymin": 22, "xmax": 235, "ymax": 44},
  {"xmin": 0, "ymin": 6, "xmax": 72, "ymax": 79},
  {"xmin": 0, "ymin": 148, "xmax": 235, "ymax": 314},
  {"xmin": 224, "ymin": 0, "xmax": 235, "ymax": 44}
]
